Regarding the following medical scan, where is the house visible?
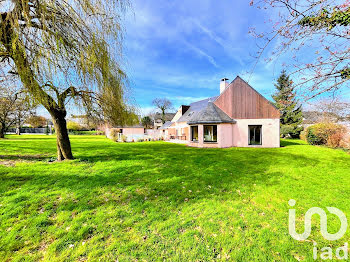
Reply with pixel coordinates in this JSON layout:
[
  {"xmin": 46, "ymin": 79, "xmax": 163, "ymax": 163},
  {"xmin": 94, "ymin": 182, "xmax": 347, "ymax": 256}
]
[
  {"xmin": 153, "ymin": 112, "xmax": 176, "ymax": 129},
  {"xmin": 161, "ymin": 76, "xmax": 280, "ymax": 148},
  {"xmin": 158, "ymin": 121, "xmax": 173, "ymax": 140},
  {"xmin": 106, "ymin": 124, "xmax": 145, "ymax": 142}
]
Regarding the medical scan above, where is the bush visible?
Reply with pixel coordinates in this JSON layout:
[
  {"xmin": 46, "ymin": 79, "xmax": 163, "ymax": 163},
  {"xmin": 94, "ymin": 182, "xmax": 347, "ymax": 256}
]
[
  {"xmin": 280, "ymin": 125, "xmax": 294, "ymax": 138},
  {"xmin": 69, "ymin": 130, "xmax": 104, "ymax": 135},
  {"xmin": 280, "ymin": 124, "xmax": 303, "ymax": 138},
  {"xmin": 121, "ymin": 135, "xmax": 127, "ymax": 142},
  {"xmin": 340, "ymin": 135, "xmax": 350, "ymax": 150},
  {"xmin": 305, "ymin": 122, "xmax": 346, "ymax": 148},
  {"xmin": 67, "ymin": 121, "xmax": 83, "ymax": 131},
  {"xmin": 109, "ymin": 129, "xmax": 120, "ymax": 142},
  {"xmin": 327, "ymin": 132, "xmax": 343, "ymax": 148},
  {"xmin": 306, "ymin": 127, "xmax": 323, "ymax": 145},
  {"xmin": 95, "ymin": 130, "xmax": 105, "ymax": 135}
]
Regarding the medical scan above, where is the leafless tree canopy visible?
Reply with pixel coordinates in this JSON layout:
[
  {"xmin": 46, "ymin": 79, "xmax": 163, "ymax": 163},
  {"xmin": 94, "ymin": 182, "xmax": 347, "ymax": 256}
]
[
  {"xmin": 0, "ymin": 76, "xmax": 33, "ymax": 137},
  {"xmin": 152, "ymin": 98, "xmax": 173, "ymax": 124},
  {"xmin": 250, "ymin": 0, "xmax": 350, "ymax": 100}
]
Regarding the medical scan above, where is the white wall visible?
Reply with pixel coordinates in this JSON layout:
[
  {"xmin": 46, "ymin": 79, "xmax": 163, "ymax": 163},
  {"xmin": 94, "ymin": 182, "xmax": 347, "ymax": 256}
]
[{"xmin": 232, "ymin": 119, "xmax": 280, "ymax": 148}]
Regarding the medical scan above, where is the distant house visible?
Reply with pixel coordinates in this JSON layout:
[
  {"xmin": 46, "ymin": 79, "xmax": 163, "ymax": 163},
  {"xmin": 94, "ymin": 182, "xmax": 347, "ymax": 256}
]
[
  {"xmin": 106, "ymin": 124, "xmax": 145, "ymax": 142},
  {"xmin": 158, "ymin": 121, "xmax": 173, "ymax": 139},
  {"xmin": 153, "ymin": 112, "xmax": 176, "ymax": 129},
  {"xmin": 160, "ymin": 76, "xmax": 280, "ymax": 148}
]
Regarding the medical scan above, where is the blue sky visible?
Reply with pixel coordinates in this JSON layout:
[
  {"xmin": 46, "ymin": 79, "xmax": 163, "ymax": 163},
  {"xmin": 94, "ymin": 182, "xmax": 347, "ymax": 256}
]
[
  {"xmin": 35, "ymin": 0, "xmax": 349, "ymax": 118},
  {"xmin": 123, "ymin": 0, "xmax": 284, "ymax": 115}
]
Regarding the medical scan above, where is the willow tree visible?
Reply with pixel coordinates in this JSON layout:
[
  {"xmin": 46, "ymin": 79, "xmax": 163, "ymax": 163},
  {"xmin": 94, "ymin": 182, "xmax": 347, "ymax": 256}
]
[{"xmin": 0, "ymin": 0, "xmax": 132, "ymax": 160}]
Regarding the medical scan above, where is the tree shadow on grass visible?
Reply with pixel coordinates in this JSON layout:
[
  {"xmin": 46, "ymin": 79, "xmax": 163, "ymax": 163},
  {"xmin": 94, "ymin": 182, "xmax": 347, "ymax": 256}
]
[
  {"xmin": 280, "ymin": 139, "xmax": 305, "ymax": 147},
  {"xmin": 0, "ymin": 142, "xmax": 321, "ymax": 212},
  {"xmin": 0, "ymin": 154, "xmax": 50, "ymax": 161},
  {"xmin": 0, "ymin": 139, "xmax": 325, "ymax": 259}
]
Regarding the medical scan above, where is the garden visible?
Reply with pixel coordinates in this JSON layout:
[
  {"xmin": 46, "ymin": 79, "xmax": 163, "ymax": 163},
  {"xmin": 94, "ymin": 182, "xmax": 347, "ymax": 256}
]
[{"xmin": 1, "ymin": 135, "xmax": 350, "ymax": 261}]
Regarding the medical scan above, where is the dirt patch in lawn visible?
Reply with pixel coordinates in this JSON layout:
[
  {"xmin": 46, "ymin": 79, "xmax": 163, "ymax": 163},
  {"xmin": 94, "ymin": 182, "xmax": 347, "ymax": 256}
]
[{"xmin": 0, "ymin": 154, "xmax": 50, "ymax": 166}]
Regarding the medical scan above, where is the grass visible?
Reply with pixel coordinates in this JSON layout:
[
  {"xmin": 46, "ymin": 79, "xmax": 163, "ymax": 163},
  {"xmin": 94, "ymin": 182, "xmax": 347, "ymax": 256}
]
[{"xmin": 0, "ymin": 135, "xmax": 350, "ymax": 261}]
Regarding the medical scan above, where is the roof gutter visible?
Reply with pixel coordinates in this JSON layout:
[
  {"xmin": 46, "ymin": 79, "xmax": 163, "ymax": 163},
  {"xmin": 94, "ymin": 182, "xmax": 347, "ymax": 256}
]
[{"xmin": 187, "ymin": 119, "xmax": 236, "ymax": 125}]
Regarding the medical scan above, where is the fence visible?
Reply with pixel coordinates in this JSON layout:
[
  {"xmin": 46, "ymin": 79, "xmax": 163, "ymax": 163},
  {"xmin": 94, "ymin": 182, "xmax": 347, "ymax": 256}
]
[{"xmin": 7, "ymin": 127, "xmax": 52, "ymax": 134}]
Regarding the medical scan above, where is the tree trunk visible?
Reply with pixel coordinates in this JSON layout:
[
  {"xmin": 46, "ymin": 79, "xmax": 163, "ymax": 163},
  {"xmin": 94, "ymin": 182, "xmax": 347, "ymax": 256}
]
[
  {"xmin": 50, "ymin": 109, "xmax": 73, "ymax": 161},
  {"xmin": 161, "ymin": 109, "xmax": 165, "ymax": 124},
  {"xmin": 1, "ymin": 21, "xmax": 73, "ymax": 159},
  {"xmin": 0, "ymin": 126, "xmax": 5, "ymax": 138},
  {"xmin": 16, "ymin": 127, "xmax": 20, "ymax": 135}
]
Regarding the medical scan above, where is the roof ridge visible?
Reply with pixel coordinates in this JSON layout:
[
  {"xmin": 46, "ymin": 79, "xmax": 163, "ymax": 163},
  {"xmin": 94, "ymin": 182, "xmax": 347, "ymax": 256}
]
[
  {"xmin": 212, "ymin": 103, "xmax": 233, "ymax": 120},
  {"xmin": 191, "ymin": 96, "xmax": 217, "ymax": 105}
]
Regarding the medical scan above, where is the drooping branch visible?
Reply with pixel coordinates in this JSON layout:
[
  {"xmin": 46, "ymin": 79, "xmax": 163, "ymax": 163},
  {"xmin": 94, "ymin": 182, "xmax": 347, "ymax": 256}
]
[{"xmin": 0, "ymin": 0, "xmax": 133, "ymax": 159}]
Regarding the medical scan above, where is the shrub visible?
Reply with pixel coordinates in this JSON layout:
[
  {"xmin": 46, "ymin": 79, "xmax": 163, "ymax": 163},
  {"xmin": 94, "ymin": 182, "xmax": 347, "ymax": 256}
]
[
  {"xmin": 327, "ymin": 132, "xmax": 343, "ymax": 148},
  {"xmin": 45, "ymin": 125, "xmax": 49, "ymax": 135},
  {"xmin": 305, "ymin": 122, "xmax": 346, "ymax": 148},
  {"xmin": 280, "ymin": 124, "xmax": 303, "ymax": 138},
  {"xmin": 280, "ymin": 125, "xmax": 294, "ymax": 138},
  {"xmin": 121, "ymin": 135, "xmax": 127, "ymax": 142},
  {"xmin": 339, "ymin": 134, "xmax": 350, "ymax": 150},
  {"xmin": 69, "ymin": 130, "xmax": 104, "ymax": 135},
  {"xmin": 95, "ymin": 130, "xmax": 105, "ymax": 135},
  {"xmin": 300, "ymin": 130, "xmax": 307, "ymax": 141},
  {"xmin": 67, "ymin": 121, "xmax": 83, "ymax": 131},
  {"xmin": 109, "ymin": 129, "xmax": 120, "ymax": 142},
  {"xmin": 306, "ymin": 127, "xmax": 323, "ymax": 145}
]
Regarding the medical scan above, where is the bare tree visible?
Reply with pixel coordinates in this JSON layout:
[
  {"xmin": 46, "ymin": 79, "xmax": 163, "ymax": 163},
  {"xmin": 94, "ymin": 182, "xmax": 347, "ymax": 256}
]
[
  {"xmin": 0, "ymin": 0, "xmax": 132, "ymax": 160},
  {"xmin": 318, "ymin": 98, "xmax": 350, "ymax": 122},
  {"xmin": 13, "ymin": 99, "xmax": 34, "ymax": 135},
  {"xmin": 250, "ymin": 0, "xmax": 350, "ymax": 99},
  {"xmin": 27, "ymin": 115, "xmax": 47, "ymax": 128},
  {"xmin": 0, "ymin": 82, "xmax": 32, "ymax": 137},
  {"xmin": 0, "ymin": 87, "xmax": 16, "ymax": 138},
  {"xmin": 152, "ymin": 98, "xmax": 173, "ymax": 124}
]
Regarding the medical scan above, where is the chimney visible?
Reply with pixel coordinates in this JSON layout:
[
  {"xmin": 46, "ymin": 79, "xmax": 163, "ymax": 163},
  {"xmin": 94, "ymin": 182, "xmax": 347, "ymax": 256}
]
[{"xmin": 220, "ymin": 78, "xmax": 229, "ymax": 94}]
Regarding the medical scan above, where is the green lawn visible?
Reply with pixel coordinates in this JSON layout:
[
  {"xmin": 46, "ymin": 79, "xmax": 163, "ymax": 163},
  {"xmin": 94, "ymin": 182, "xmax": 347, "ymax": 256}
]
[{"xmin": 0, "ymin": 135, "xmax": 349, "ymax": 261}]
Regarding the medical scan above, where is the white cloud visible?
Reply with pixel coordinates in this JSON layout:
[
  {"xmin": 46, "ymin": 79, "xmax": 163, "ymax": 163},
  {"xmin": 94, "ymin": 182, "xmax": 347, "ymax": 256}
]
[
  {"xmin": 184, "ymin": 41, "xmax": 219, "ymax": 68},
  {"xmin": 190, "ymin": 19, "xmax": 245, "ymax": 66},
  {"xmin": 172, "ymin": 96, "xmax": 209, "ymax": 104},
  {"xmin": 139, "ymin": 106, "xmax": 156, "ymax": 117}
]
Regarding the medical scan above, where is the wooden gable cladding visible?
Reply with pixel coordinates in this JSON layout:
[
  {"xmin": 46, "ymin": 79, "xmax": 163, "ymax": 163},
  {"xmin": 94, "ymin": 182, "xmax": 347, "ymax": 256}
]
[{"xmin": 214, "ymin": 76, "xmax": 280, "ymax": 119}]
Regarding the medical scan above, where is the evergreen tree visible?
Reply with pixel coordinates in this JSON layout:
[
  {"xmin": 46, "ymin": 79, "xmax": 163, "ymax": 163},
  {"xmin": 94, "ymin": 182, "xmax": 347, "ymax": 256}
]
[
  {"xmin": 272, "ymin": 70, "xmax": 303, "ymax": 138},
  {"xmin": 141, "ymin": 116, "xmax": 152, "ymax": 129}
]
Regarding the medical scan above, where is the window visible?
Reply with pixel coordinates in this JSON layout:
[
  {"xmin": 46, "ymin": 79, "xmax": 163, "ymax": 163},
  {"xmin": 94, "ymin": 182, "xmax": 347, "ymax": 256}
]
[
  {"xmin": 191, "ymin": 126, "xmax": 198, "ymax": 142},
  {"xmin": 249, "ymin": 125, "xmax": 262, "ymax": 145},
  {"xmin": 204, "ymin": 125, "xmax": 217, "ymax": 142}
]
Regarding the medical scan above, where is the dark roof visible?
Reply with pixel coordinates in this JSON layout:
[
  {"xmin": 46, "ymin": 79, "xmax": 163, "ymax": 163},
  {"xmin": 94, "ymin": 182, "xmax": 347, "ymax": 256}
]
[
  {"xmin": 187, "ymin": 102, "xmax": 235, "ymax": 125},
  {"xmin": 177, "ymin": 97, "xmax": 218, "ymax": 122},
  {"xmin": 153, "ymin": 112, "xmax": 176, "ymax": 122},
  {"xmin": 113, "ymin": 124, "xmax": 144, "ymax": 128},
  {"xmin": 159, "ymin": 121, "xmax": 173, "ymax": 130}
]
